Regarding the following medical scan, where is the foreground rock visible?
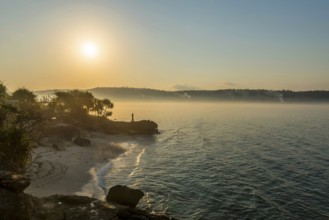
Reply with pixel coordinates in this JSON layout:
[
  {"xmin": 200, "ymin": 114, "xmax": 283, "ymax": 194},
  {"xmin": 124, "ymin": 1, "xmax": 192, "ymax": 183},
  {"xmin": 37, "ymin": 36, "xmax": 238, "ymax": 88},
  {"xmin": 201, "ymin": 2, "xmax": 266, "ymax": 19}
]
[
  {"xmin": 0, "ymin": 190, "xmax": 175, "ymax": 220},
  {"xmin": 0, "ymin": 188, "xmax": 32, "ymax": 220},
  {"xmin": 31, "ymin": 195, "xmax": 116, "ymax": 220},
  {"xmin": 0, "ymin": 192, "xmax": 175, "ymax": 220},
  {"xmin": 106, "ymin": 185, "xmax": 145, "ymax": 208},
  {"xmin": 0, "ymin": 175, "xmax": 175, "ymax": 220},
  {"xmin": 31, "ymin": 194, "xmax": 174, "ymax": 220}
]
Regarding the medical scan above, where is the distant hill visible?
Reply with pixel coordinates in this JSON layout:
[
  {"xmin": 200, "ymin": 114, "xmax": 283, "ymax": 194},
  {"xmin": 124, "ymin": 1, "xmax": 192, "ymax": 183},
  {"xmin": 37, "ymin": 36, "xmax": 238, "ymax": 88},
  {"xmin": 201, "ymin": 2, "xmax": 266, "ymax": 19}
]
[
  {"xmin": 89, "ymin": 87, "xmax": 182, "ymax": 101},
  {"xmin": 35, "ymin": 87, "xmax": 329, "ymax": 103}
]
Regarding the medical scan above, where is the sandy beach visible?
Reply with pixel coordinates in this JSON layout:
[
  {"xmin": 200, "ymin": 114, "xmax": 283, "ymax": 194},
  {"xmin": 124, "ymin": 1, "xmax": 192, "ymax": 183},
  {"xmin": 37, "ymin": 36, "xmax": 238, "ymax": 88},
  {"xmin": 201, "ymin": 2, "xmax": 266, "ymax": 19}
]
[{"xmin": 25, "ymin": 131, "xmax": 128, "ymax": 198}]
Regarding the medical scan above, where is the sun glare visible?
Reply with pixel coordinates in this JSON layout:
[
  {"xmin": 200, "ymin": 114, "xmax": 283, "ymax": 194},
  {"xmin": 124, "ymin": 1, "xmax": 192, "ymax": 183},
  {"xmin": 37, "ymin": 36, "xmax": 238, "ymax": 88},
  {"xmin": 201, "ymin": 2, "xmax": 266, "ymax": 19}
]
[{"xmin": 81, "ymin": 42, "xmax": 99, "ymax": 58}]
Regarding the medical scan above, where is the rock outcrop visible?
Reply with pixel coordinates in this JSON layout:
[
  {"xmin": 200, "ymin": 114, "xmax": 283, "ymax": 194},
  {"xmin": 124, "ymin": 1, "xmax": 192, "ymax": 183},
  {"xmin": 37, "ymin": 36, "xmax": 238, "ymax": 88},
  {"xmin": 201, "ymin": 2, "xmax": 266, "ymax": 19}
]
[
  {"xmin": 0, "ymin": 191, "xmax": 175, "ymax": 220},
  {"xmin": 0, "ymin": 188, "xmax": 32, "ymax": 220},
  {"xmin": 64, "ymin": 115, "xmax": 160, "ymax": 135},
  {"xmin": 0, "ymin": 176, "xmax": 175, "ymax": 220},
  {"xmin": 106, "ymin": 185, "xmax": 145, "ymax": 208},
  {"xmin": 30, "ymin": 194, "xmax": 174, "ymax": 220},
  {"xmin": 106, "ymin": 120, "xmax": 159, "ymax": 135},
  {"xmin": 0, "ymin": 170, "xmax": 30, "ymax": 193},
  {"xmin": 0, "ymin": 170, "xmax": 32, "ymax": 220},
  {"xmin": 30, "ymin": 194, "xmax": 116, "ymax": 220}
]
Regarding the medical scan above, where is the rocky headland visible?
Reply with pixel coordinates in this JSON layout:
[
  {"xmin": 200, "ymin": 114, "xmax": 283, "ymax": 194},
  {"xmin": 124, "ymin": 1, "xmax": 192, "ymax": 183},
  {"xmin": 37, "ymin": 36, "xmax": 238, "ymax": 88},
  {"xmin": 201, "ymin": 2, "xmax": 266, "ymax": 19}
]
[{"xmin": 53, "ymin": 114, "xmax": 159, "ymax": 135}]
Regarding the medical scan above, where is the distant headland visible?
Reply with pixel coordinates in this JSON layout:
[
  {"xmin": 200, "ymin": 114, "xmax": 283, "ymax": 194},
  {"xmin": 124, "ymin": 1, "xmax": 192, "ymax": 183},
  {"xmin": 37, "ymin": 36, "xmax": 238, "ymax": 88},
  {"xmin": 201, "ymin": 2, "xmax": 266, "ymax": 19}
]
[{"xmin": 35, "ymin": 87, "xmax": 329, "ymax": 103}]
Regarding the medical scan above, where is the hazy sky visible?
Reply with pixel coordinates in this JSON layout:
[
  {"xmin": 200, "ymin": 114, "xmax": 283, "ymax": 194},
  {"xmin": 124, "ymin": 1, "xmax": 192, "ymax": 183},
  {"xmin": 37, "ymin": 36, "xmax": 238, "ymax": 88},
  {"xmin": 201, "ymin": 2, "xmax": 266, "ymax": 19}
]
[{"xmin": 1, "ymin": 0, "xmax": 328, "ymax": 91}]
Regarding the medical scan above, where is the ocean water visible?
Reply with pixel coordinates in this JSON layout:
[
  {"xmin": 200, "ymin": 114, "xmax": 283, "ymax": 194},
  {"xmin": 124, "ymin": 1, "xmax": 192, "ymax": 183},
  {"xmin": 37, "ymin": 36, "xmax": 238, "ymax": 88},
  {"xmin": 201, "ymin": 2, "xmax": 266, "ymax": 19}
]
[{"xmin": 87, "ymin": 102, "xmax": 329, "ymax": 220}]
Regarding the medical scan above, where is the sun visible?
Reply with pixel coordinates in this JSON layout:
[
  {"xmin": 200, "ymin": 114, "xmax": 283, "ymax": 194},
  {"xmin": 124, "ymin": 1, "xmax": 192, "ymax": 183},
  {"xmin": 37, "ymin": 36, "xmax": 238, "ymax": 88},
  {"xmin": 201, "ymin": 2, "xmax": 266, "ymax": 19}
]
[{"xmin": 81, "ymin": 42, "xmax": 99, "ymax": 58}]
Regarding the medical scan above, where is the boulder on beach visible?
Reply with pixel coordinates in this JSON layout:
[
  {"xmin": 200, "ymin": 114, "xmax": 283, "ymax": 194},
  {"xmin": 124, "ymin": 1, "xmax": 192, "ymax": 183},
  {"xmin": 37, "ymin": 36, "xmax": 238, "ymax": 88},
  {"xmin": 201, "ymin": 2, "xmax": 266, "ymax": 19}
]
[
  {"xmin": 106, "ymin": 185, "xmax": 144, "ymax": 208},
  {"xmin": 73, "ymin": 136, "xmax": 91, "ymax": 146}
]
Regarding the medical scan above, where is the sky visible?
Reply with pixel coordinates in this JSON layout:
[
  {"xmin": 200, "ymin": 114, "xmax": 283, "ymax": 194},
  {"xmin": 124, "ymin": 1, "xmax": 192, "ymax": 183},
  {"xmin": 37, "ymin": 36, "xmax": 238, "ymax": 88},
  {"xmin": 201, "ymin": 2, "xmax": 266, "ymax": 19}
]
[{"xmin": 0, "ymin": 0, "xmax": 328, "ymax": 91}]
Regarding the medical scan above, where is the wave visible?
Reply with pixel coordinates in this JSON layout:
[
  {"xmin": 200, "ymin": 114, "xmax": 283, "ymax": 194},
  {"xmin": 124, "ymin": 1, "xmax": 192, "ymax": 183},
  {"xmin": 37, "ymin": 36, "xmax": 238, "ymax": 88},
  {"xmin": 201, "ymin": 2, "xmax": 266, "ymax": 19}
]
[{"xmin": 129, "ymin": 147, "xmax": 146, "ymax": 178}]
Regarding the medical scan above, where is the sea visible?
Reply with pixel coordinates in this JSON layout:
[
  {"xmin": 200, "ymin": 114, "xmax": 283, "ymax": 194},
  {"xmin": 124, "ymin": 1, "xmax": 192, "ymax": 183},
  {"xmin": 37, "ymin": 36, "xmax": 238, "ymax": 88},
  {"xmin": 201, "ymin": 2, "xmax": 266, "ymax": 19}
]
[{"xmin": 83, "ymin": 102, "xmax": 329, "ymax": 220}]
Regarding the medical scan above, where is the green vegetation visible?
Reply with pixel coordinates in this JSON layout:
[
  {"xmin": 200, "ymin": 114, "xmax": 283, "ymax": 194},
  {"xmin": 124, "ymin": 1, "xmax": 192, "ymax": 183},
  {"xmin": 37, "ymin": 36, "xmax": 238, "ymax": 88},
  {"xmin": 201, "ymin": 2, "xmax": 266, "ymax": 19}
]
[
  {"xmin": 0, "ymin": 83, "xmax": 115, "ymax": 171},
  {"xmin": 0, "ymin": 83, "xmax": 7, "ymax": 100},
  {"xmin": 11, "ymin": 88, "xmax": 37, "ymax": 104},
  {"xmin": 0, "ymin": 83, "xmax": 33, "ymax": 171},
  {"xmin": 52, "ymin": 90, "xmax": 114, "ymax": 119}
]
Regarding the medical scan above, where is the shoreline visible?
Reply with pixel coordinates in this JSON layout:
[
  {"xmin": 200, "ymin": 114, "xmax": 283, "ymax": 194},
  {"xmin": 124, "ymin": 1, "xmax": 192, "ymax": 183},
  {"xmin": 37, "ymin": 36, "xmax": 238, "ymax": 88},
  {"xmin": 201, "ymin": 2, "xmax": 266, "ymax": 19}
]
[
  {"xmin": 26, "ymin": 131, "xmax": 129, "ymax": 198},
  {"xmin": 3, "ymin": 129, "xmax": 176, "ymax": 219}
]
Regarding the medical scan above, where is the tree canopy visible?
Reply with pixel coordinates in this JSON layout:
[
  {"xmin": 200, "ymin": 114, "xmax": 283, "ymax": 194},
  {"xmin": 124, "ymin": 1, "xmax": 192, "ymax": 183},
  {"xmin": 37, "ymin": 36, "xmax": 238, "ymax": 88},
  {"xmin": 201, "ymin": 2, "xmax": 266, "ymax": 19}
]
[
  {"xmin": 0, "ymin": 81, "xmax": 7, "ymax": 101},
  {"xmin": 0, "ymin": 84, "xmax": 33, "ymax": 171},
  {"xmin": 54, "ymin": 90, "xmax": 94, "ymax": 116},
  {"xmin": 11, "ymin": 88, "xmax": 37, "ymax": 104},
  {"xmin": 52, "ymin": 90, "xmax": 114, "ymax": 119}
]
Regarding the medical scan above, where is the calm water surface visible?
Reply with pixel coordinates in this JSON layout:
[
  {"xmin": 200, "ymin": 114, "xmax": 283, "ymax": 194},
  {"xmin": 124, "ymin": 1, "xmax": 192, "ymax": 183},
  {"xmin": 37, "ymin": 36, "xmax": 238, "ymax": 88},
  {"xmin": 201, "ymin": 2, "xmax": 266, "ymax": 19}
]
[{"xmin": 90, "ymin": 103, "xmax": 329, "ymax": 220}]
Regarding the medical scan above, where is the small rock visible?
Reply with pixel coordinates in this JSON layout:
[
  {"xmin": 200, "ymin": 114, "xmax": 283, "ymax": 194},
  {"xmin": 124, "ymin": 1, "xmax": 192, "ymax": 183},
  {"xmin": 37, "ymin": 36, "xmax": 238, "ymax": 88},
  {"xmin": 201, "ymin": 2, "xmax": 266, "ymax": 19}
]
[
  {"xmin": 52, "ymin": 143, "xmax": 65, "ymax": 151},
  {"xmin": 73, "ymin": 137, "xmax": 91, "ymax": 146}
]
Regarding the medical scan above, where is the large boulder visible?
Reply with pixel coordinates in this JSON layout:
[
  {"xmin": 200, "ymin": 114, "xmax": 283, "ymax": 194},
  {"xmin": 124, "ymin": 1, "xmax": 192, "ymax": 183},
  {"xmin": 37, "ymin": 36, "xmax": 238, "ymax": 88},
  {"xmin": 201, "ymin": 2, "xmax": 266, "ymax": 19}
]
[{"xmin": 106, "ymin": 185, "xmax": 144, "ymax": 208}]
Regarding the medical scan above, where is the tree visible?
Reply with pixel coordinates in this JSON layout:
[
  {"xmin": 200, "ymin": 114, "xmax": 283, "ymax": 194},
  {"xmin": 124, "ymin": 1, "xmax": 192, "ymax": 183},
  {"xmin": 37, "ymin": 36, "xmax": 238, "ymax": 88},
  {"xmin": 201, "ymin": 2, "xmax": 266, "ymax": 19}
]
[
  {"xmin": 11, "ymin": 88, "xmax": 37, "ymax": 104},
  {"xmin": 53, "ymin": 90, "xmax": 96, "ymax": 117},
  {"xmin": 9, "ymin": 88, "xmax": 43, "ymax": 127},
  {"xmin": 0, "ymin": 82, "xmax": 9, "ymax": 125},
  {"xmin": 0, "ymin": 125, "xmax": 31, "ymax": 170},
  {"xmin": 50, "ymin": 90, "xmax": 115, "ymax": 122},
  {"xmin": 0, "ymin": 81, "xmax": 7, "ymax": 101},
  {"xmin": 0, "ymin": 84, "xmax": 33, "ymax": 171},
  {"xmin": 92, "ymin": 98, "xmax": 114, "ymax": 117},
  {"xmin": 101, "ymin": 98, "xmax": 114, "ymax": 117}
]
